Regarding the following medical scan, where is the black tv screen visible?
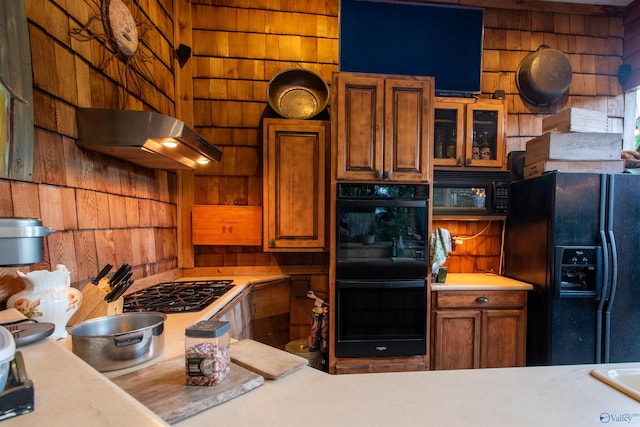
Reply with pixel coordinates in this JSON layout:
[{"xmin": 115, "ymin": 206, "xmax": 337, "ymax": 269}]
[{"xmin": 339, "ymin": 0, "xmax": 484, "ymax": 97}]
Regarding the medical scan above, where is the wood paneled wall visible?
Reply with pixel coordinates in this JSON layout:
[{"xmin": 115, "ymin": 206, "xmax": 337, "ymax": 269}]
[
  {"xmin": 0, "ymin": 0, "xmax": 181, "ymax": 299},
  {"xmin": 432, "ymin": 220, "xmax": 504, "ymax": 274},
  {"xmin": 481, "ymin": 5, "xmax": 626, "ymax": 153}
]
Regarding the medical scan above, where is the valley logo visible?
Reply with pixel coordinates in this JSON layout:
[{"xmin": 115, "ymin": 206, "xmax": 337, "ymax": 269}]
[{"xmin": 599, "ymin": 412, "xmax": 640, "ymax": 424}]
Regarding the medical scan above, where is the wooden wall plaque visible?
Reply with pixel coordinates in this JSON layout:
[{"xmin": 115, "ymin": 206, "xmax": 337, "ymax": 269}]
[{"xmin": 192, "ymin": 205, "xmax": 262, "ymax": 246}]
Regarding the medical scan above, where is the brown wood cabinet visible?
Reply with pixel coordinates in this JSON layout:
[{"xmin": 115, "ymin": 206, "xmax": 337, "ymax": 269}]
[
  {"xmin": 431, "ymin": 289, "xmax": 526, "ymax": 370},
  {"xmin": 332, "ymin": 72, "xmax": 433, "ymax": 182},
  {"xmin": 263, "ymin": 119, "xmax": 328, "ymax": 252},
  {"xmin": 433, "ymin": 97, "xmax": 506, "ymax": 169}
]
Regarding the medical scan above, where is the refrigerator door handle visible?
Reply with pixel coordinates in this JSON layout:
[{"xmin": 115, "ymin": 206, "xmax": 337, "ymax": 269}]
[
  {"xmin": 604, "ymin": 229, "xmax": 618, "ymax": 363},
  {"xmin": 595, "ymin": 174, "xmax": 610, "ymax": 364},
  {"xmin": 602, "ymin": 177, "xmax": 618, "ymax": 364}
]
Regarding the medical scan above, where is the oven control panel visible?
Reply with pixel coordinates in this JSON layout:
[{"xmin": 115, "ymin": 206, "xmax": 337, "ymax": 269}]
[{"xmin": 338, "ymin": 183, "xmax": 428, "ymax": 200}]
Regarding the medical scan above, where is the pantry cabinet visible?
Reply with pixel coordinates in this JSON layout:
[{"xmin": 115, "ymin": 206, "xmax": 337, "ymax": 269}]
[
  {"xmin": 431, "ymin": 290, "xmax": 526, "ymax": 370},
  {"xmin": 263, "ymin": 118, "xmax": 328, "ymax": 252},
  {"xmin": 433, "ymin": 97, "xmax": 506, "ymax": 169},
  {"xmin": 332, "ymin": 72, "xmax": 434, "ymax": 182}
]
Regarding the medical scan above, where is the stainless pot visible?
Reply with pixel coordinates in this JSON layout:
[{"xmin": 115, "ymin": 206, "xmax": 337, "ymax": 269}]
[
  {"xmin": 516, "ymin": 45, "xmax": 572, "ymax": 106},
  {"xmin": 0, "ymin": 217, "xmax": 55, "ymax": 266},
  {"xmin": 69, "ymin": 312, "xmax": 167, "ymax": 372}
]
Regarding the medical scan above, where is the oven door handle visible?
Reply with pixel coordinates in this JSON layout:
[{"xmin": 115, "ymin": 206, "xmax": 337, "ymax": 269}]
[
  {"xmin": 337, "ymin": 279, "xmax": 425, "ymax": 289},
  {"xmin": 337, "ymin": 199, "xmax": 427, "ymax": 208}
]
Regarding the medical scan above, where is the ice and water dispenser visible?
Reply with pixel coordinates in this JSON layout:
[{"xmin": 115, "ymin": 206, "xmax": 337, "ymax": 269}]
[{"xmin": 554, "ymin": 246, "xmax": 602, "ymax": 298}]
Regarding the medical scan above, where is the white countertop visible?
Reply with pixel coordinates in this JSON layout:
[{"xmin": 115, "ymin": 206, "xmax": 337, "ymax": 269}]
[
  {"xmin": 430, "ymin": 272, "xmax": 533, "ymax": 291},
  {"xmin": 4, "ymin": 274, "xmax": 640, "ymax": 427},
  {"xmin": 179, "ymin": 362, "xmax": 640, "ymax": 427}
]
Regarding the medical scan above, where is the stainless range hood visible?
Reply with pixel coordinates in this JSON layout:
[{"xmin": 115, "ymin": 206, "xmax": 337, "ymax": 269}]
[{"xmin": 75, "ymin": 108, "xmax": 222, "ymax": 170}]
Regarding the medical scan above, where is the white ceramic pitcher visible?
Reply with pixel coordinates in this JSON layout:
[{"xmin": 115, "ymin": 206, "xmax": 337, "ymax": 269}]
[{"xmin": 7, "ymin": 264, "xmax": 82, "ymax": 339}]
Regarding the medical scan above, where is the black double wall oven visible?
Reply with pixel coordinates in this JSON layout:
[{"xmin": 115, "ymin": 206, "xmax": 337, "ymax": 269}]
[{"xmin": 335, "ymin": 183, "xmax": 429, "ymax": 358}]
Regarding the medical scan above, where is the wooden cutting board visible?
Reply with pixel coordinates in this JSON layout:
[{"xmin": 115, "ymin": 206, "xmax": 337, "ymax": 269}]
[
  {"xmin": 231, "ymin": 339, "xmax": 308, "ymax": 380},
  {"xmin": 112, "ymin": 356, "xmax": 264, "ymax": 424}
]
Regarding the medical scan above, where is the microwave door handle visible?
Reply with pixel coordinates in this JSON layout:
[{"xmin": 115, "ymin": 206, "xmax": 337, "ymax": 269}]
[{"xmin": 491, "ymin": 181, "xmax": 497, "ymax": 208}]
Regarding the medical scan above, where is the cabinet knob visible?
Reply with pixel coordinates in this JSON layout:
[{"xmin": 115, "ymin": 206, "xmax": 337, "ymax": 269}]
[
  {"xmin": 384, "ymin": 171, "xmax": 391, "ymax": 180},
  {"xmin": 268, "ymin": 239, "xmax": 276, "ymax": 248},
  {"xmin": 457, "ymin": 157, "xmax": 463, "ymax": 166},
  {"xmin": 475, "ymin": 296, "xmax": 489, "ymax": 303},
  {"xmin": 466, "ymin": 158, "xmax": 472, "ymax": 165},
  {"xmin": 375, "ymin": 170, "xmax": 383, "ymax": 179}
]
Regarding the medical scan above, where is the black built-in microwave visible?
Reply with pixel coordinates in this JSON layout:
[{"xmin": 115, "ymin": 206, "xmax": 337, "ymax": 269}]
[{"xmin": 432, "ymin": 170, "xmax": 511, "ymax": 216}]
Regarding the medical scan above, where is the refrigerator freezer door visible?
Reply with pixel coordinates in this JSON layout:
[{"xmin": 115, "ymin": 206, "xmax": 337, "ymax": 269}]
[
  {"xmin": 505, "ymin": 172, "xmax": 607, "ymax": 366},
  {"xmin": 603, "ymin": 174, "xmax": 640, "ymax": 363}
]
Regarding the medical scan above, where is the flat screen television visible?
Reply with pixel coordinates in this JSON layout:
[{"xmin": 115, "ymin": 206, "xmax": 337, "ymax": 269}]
[{"xmin": 339, "ymin": 0, "xmax": 484, "ymax": 98}]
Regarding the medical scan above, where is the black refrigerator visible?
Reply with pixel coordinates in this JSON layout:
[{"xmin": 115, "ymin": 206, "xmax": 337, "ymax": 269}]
[{"xmin": 504, "ymin": 171, "xmax": 640, "ymax": 366}]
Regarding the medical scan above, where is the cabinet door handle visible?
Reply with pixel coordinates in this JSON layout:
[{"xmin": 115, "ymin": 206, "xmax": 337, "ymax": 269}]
[
  {"xmin": 384, "ymin": 171, "xmax": 391, "ymax": 180},
  {"xmin": 268, "ymin": 239, "xmax": 276, "ymax": 248},
  {"xmin": 475, "ymin": 296, "xmax": 489, "ymax": 303},
  {"xmin": 466, "ymin": 158, "xmax": 472, "ymax": 165},
  {"xmin": 375, "ymin": 170, "xmax": 383, "ymax": 179},
  {"xmin": 457, "ymin": 157, "xmax": 463, "ymax": 166}
]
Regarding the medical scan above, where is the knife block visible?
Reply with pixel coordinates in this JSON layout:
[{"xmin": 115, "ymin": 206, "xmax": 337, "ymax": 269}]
[{"xmin": 67, "ymin": 283, "xmax": 123, "ymax": 326}]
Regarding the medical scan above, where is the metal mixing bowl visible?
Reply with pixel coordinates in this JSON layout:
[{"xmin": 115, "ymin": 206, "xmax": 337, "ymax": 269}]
[{"xmin": 267, "ymin": 68, "xmax": 329, "ymax": 119}]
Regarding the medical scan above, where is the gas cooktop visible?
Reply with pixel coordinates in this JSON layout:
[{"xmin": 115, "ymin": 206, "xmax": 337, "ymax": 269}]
[{"xmin": 122, "ymin": 279, "xmax": 235, "ymax": 314}]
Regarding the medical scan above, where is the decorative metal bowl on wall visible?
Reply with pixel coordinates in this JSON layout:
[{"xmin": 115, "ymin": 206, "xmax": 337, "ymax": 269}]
[
  {"xmin": 267, "ymin": 68, "xmax": 329, "ymax": 119},
  {"xmin": 516, "ymin": 45, "xmax": 573, "ymax": 106}
]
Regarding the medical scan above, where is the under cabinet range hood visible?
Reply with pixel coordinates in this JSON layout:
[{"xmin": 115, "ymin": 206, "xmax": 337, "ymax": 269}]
[{"xmin": 75, "ymin": 108, "xmax": 222, "ymax": 170}]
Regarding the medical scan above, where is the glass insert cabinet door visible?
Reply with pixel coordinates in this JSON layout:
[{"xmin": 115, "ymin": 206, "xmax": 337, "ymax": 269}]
[
  {"xmin": 433, "ymin": 99, "xmax": 505, "ymax": 168},
  {"xmin": 433, "ymin": 101, "xmax": 464, "ymax": 167},
  {"xmin": 466, "ymin": 104, "xmax": 504, "ymax": 166}
]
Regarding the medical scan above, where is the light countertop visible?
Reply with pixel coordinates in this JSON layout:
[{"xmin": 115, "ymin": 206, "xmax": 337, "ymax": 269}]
[
  {"xmin": 430, "ymin": 272, "xmax": 533, "ymax": 291},
  {"xmin": 5, "ymin": 274, "xmax": 640, "ymax": 427},
  {"xmin": 179, "ymin": 362, "xmax": 640, "ymax": 427}
]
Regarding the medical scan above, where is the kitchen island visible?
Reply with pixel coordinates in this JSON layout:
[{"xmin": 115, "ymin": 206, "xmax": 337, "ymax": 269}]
[{"xmin": 3, "ymin": 275, "xmax": 640, "ymax": 427}]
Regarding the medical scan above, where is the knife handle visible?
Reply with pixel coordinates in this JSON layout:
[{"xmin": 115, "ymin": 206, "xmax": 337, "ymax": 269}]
[
  {"xmin": 92, "ymin": 264, "xmax": 113, "ymax": 285},
  {"xmin": 107, "ymin": 279, "xmax": 133, "ymax": 302},
  {"xmin": 113, "ymin": 270, "xmax": 133, "ymax": 289},
  {"xmin": 105, "ymin": 268, "xmax": 132, "ymax": 301},
  {"xmin": 110, "ymin": 263, "xmax": 130, "ymax": 287}
]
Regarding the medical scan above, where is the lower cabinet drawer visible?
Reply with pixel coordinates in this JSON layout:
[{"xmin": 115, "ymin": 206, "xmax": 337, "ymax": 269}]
[{"xmin": 434, "ymin": 290, "xmax": 526, "ymax": 309}]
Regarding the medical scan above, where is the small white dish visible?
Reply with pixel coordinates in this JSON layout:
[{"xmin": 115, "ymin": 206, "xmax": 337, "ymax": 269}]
[{"xmin": 591, "ymin": 367, "xmax": 640, "ymax": 402}]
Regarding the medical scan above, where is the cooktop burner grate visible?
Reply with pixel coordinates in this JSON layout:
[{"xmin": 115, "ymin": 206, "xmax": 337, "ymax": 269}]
[{"xmin": 122, "ymin": 279, "xmax": 234, "ymax": 313}]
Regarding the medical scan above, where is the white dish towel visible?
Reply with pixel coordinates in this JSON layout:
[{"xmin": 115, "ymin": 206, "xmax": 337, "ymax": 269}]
[{"xmin": 430, "ymin": 228, "xmax": 452, "ymax": 274}]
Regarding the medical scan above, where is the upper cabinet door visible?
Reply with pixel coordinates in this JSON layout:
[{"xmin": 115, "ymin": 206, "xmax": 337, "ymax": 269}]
[
  {"xmin": 333, "ymin": 72, "xmax": 433, "ymax": 182},
  {"xmin": 334, "ymin": 73, "xmax": 384, "ymax": 181},
  {"xmin": 263, "ymin": 119, "xmax": 328, "ymax": 252},
  {"xmin": 384, "ymin": 77, "xmax": 433, "ymax": 182},
  {"xmin": 433, "ymin": 101, "xmax": 465, "ymax": 167},
  {"xmin": 464, "ymin": 102, "xmax": 505, "ymax": 168}
]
